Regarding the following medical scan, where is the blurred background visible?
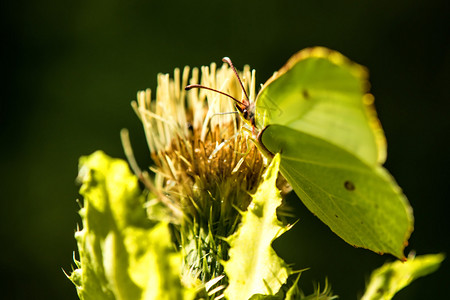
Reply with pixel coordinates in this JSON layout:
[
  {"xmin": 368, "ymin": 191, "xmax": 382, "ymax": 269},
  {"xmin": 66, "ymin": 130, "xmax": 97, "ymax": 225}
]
[{"xmin": 2, "ymin": 0, "xmax": 449, "ymax": 299}]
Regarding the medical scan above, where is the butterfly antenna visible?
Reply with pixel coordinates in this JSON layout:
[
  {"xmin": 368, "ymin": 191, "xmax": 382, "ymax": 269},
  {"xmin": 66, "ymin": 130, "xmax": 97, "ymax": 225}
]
[
  {"xmin": 185, "ymin": 84, "xmax": 245, "ymax": 106},
  {"xmin": 222, "ymin": 57, "xmax": 250, "ymax": 103}
]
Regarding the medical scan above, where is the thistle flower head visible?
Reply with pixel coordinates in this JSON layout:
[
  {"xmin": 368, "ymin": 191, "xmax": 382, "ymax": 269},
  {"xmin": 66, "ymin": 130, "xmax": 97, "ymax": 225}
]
[{"xmin": 129, "ymin": 61, "xmax": 269, "ymax": 285}]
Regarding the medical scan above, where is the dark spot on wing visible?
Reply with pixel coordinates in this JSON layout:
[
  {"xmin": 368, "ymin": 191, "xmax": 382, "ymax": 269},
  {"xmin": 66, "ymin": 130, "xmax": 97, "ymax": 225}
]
[
  {"xmin": 302, "ymin": 89, "xmax": 310, "ymax": 99},
  {"xmin": 335, "ymin": 214, "xmax": 339, "ymax": 218},
  {"xmin": 344, "ymin": 180, "xmax": 355, "ymax": 191}
]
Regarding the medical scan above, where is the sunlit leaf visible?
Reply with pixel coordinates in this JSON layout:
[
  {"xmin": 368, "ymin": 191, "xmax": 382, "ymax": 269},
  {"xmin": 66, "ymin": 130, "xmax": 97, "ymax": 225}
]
[
  {"xmin": 70, "ymin": 151, "xmax": 195, "ymax": 300},
  {"xmin": 361, "ymin": 253, "xmax": 445, "ymax": 300},
  {"xmin": 224, "ymin": 154, "xmax": 291, "ymax": 300}
]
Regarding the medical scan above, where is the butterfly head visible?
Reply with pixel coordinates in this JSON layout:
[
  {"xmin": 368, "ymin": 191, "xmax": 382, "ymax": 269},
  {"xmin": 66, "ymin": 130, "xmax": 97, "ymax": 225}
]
[{"xmin": 235, "ymin": 100, "xmax": 256, "ymax": 127}]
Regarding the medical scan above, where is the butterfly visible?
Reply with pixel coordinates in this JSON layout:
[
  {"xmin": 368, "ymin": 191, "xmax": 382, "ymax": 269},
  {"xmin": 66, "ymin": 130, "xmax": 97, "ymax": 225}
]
[{"xmin": 186, "ymin": 47, "xmax": 413, "ymax": 259}]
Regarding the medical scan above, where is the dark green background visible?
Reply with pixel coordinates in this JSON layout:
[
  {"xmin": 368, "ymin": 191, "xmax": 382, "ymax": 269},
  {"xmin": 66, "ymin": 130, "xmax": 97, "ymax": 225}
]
[{"xmin": 2, "ymin": 0, "xmax": 449, "ymax": 299}]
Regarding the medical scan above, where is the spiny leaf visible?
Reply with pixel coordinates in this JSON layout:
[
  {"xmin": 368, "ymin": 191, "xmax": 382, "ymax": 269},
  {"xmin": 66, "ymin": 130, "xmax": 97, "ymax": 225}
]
[
  {"xmin": 224, "ymin": 154, "xmax": 291, "ymax": 300},
  {"xmin": 70, "ymin": 151, "xmax": 195, "ymax": 300},
  {"xmin": 361, "ymin": 253, "xmax": 445, "ymax": 300}
]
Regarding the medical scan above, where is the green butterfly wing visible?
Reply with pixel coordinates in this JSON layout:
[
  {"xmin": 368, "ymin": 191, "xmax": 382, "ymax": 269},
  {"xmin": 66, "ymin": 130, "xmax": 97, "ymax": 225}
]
[
  {"xmin": 259, "ymin": 125, "xmax": 413, "ymax": 259},
  {"xmin": 254, "ymin": 48, "xmax": 413, "ymax": 259},
  {"xmin": 255, "ymin": 47, "xmax": 386, "ymax": 166}
]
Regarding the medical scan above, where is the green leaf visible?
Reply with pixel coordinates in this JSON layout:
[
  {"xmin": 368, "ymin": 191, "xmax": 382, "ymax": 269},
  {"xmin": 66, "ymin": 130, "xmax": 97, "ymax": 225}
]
[
  {"xmin": 260, "ymin": 126, "xmax": 413, "ymax": 259},
  {"xmin": 361, "ymin": 253, "xmax": 445, "ymax": 300},
  {"xmin": 224, "ymin": 154, "xmax": 292, "ymax": 300},
  {"xmin": 69, "ymin": 151, "xmax": 195, "ymax": 300}
]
